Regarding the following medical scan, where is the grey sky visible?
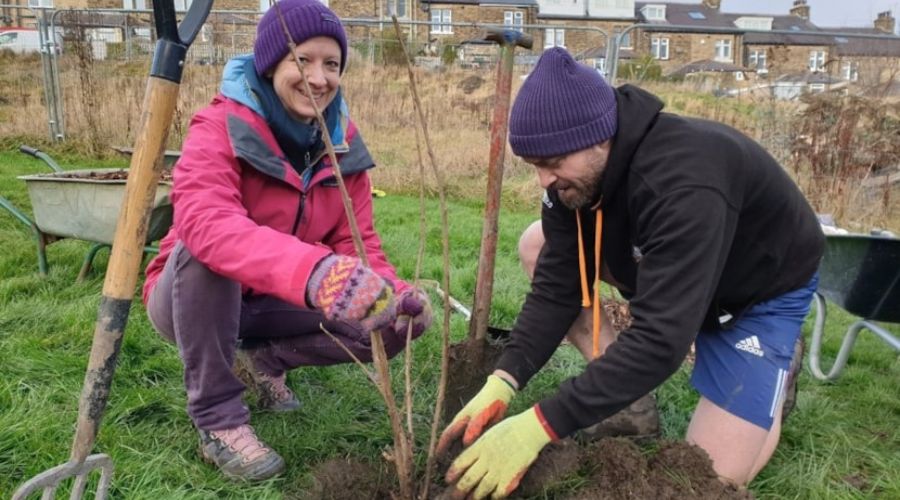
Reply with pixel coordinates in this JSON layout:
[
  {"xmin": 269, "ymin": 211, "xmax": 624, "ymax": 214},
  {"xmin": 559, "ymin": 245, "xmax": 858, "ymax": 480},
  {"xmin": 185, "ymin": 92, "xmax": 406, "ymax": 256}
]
[{"xmin": 666, "ymin": 0, "xmax": 900, "ymax": 32}]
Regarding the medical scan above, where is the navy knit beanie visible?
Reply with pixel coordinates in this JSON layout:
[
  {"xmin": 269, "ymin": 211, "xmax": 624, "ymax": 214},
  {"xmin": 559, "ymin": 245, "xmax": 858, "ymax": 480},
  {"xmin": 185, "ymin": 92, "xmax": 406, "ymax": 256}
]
[
  {"xmin": 253, "ymin": 0, "xmax": 348, "ymax": 76},
  {"xmin": 509, "ymin": 47, "xmax": 618, "ymax": 158}
]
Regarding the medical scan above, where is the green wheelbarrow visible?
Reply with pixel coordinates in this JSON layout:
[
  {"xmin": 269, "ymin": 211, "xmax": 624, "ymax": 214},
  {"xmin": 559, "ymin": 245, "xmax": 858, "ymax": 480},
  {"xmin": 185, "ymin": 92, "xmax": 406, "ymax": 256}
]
[
  {"xmin": 810, "ymin": 233, "xmax": 900, "ymax": 381},
  {"xmin": 0, "ymin": 145, "xmax": 173, "ymax": 280}
]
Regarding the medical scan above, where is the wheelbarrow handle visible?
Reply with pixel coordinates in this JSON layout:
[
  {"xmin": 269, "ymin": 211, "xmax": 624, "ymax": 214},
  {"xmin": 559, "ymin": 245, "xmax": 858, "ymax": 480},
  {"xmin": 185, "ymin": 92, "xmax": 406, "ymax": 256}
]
[{"xmin": 19, "ymin": 144, "xmax": 64, "ymax": 173}]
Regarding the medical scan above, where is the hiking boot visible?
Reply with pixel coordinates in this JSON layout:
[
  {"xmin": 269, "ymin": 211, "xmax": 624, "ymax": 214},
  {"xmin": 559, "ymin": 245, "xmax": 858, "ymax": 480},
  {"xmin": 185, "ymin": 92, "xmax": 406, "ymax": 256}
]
[
  {"xmin": 782, "ymin": 335, "xmax": 805, "ymax": 423},
  {"xmin": 234, "ymin": 349, "xmax": 301, "ymax": 412},
  {"xmin": 199, "ymin": 424, "xmax": 285, "ymax": 481},
  {"xmin": 576, "ymin": 393, "xmax": 660, "ymax": 442}
]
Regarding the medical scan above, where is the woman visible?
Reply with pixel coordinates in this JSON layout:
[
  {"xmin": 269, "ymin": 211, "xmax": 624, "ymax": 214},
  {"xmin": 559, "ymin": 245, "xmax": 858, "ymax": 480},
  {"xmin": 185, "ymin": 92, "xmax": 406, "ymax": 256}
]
[{"xmin": 143, "ymin": 0, "xmax": 432, "ymax": 481}]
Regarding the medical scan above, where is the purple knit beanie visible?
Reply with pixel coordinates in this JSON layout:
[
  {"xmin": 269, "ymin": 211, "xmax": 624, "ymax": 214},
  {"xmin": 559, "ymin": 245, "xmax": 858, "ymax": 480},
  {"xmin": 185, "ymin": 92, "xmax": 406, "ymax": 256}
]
[
  {"xmin": 253, "ymin": 0, "xmax": 348, "ymax": 76},
  {"xmin": 509, "ymin": 47, "xmax": 618, "ymax": 158}
]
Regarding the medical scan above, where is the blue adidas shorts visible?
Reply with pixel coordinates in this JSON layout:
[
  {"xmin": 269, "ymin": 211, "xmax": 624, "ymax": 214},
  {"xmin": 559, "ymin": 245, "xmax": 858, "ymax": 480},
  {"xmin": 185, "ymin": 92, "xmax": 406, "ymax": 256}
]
[{"xmin": 690, "ymin": 274, "xmax": 818, "ymax": 430}]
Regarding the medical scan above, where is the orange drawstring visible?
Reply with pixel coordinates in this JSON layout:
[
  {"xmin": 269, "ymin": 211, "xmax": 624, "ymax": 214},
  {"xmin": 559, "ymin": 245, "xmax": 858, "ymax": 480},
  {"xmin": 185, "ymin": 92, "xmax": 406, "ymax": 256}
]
[
  {"xmin": 592, "ymin": 210, "xmax": 603, "ymax": 359},
  {"xmin": 575, "ymin": 211, "xmax": 591, "ymax": 308},
  {"xmin": 576, "ymin": 209, "xmax": 604, "ymax": 359}
]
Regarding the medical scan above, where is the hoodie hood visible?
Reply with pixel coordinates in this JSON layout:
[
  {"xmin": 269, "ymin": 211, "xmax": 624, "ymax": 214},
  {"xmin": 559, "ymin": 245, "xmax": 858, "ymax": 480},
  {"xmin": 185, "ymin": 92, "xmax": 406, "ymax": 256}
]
[{"xmin": 598, "ymin": 84, "xmax": 665, "ymax": 208}]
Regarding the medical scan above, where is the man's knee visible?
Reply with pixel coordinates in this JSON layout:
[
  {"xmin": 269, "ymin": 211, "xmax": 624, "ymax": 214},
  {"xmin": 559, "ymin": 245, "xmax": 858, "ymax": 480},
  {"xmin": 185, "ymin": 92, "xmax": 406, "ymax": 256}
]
[{"xmin": 518, "ymin": 220, "xmax": 544, "ymax": 280}]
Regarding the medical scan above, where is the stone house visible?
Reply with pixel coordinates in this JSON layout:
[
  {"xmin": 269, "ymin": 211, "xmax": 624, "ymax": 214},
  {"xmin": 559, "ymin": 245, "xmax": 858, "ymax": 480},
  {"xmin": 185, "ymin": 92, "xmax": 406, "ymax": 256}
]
[{"xmin": 821, "ymin": 11, "xmax": 900, "ymax": 87}]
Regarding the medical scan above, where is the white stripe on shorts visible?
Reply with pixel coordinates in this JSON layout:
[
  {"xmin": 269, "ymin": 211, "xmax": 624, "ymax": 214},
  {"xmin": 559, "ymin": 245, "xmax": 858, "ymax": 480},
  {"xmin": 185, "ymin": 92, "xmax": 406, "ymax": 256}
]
[{"xmin": 769, "ymin": 368, "xmax": 787, "ymax": 418}]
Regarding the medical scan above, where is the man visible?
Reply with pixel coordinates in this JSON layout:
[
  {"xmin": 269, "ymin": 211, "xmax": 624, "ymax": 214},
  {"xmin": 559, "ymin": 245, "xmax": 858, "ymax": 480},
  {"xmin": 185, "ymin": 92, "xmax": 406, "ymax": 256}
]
[{"xmin": 438, "ymin": 47, "xmax": 823, "ymax": 499}]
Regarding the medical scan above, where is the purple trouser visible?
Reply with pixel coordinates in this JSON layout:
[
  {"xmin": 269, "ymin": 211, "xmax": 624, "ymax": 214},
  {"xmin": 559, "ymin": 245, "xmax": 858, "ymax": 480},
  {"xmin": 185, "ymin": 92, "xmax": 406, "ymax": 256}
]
[{"xmin": 146, "ymin": 242, "xmax": 408, "ymax": 431}]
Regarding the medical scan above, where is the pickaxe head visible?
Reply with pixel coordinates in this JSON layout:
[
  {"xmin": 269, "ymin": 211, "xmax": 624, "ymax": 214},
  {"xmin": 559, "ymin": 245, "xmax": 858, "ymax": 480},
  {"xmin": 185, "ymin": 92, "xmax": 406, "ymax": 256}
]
[{"xmin": 484, "ymin": 28, "xmax": 533, "ymax": 50}]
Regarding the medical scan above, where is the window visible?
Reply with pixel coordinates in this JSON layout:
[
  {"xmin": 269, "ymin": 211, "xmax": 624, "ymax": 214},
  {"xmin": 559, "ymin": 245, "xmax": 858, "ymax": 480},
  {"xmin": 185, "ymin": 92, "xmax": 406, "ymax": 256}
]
[
  {"xmin": 748, "ymin": 49, "xmax": 767, "ymax": 71},
  {"xmin": 688, "ymin": 11, "xmax": 706, "ymax": 20},
  {"xmin": 259, "ymin": 0, "xmax": 271, "ymax": 11},
  {"xmin": 714, "ymin": 39, "xmax": 732, "ymax": 62},
  {"xmin": 613, "ymin": 27, "xmax": 631, "ymax": 48},
  {"xmin": 808, "ymin": 83, "xmax": 826, "ymax": 93},
  {"xmin": 0, "ymin": 32, "xmax": 18, "ymax": 44},
  {"xmin": 28, "ymin": 0, "xmax": 52, "ymax": 7},
  {"xmin": 544, "ymin": 28, "xmax": 565, "ymax": 48},
  {"xmin": 594, "ymin": 57, "xmax": 606, "ymax": 74},
  {"xmin": 641, "ymin": 5, "xmax": 665, "ymax": 21},
  {"xmin": 809, "ymin": 50, "xmax": 825, "ymax": 71},
  {"xmin": 123, "ymin": 0, "xmax": 146, "ymax": 9},
  {"xmin": 173, "ymin": 0, "xmax": 192, "ymax": 11},
  {"xmin": 388, "ymin": 0, "xmax": 407, "ymax": 18},
  {"xmin": 504, "ymin": 11, "xmax": 523, "ymax": 32},
  {"xmin": 650, "ymin": 37, "xmax": 669, "ymax": 60},
  {"xmin": 431, "ymin": 9, "xmax": 452, "ymax": 34},
  {"xmin": 842, "ymin": 60, "xmax": 859, "ymax": 81}
]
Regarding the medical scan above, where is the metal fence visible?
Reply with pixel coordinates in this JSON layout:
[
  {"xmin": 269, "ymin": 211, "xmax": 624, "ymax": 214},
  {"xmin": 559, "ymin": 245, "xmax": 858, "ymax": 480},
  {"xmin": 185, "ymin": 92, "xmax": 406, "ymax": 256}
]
[{"xmin": 2, "ymin": 6, "xmax": 896, "ymax": 143}]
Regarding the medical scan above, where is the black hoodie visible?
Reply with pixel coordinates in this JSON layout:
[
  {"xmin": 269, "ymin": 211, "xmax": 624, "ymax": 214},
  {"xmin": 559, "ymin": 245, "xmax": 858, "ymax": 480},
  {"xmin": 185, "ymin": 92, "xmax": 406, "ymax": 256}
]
[{"xmin": 495, "ymin": 85, "xmax": 824, "ymax": 438}]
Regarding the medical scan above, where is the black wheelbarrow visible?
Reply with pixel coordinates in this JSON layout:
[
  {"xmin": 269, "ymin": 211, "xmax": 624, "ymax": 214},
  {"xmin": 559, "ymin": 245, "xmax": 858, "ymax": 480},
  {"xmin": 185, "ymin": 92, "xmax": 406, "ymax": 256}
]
[
  {"xmin": 810, "ymin": 233, "xmax": 900, "ymax": 381},
  {"xmin": 0, "ymin": 145, "xmax": 173, "ymax": 279}
]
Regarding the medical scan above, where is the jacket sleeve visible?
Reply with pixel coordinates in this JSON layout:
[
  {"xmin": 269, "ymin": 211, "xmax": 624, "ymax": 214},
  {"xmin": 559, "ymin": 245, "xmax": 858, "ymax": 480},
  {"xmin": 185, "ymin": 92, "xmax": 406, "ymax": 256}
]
[
  {"xmin": 537, "ymin": 186, "xmax": 737, "ymax": 438},
  {"xmin": 327, "ymin": 171, "xmax": 409, "ymax": 293},
  {"xmin": 494, "ymin": 194, "xmax": 584, "ymax": 387},
  {"xmin": 172, "ymin": 110, "xmax": 330, "ymax": 308}
]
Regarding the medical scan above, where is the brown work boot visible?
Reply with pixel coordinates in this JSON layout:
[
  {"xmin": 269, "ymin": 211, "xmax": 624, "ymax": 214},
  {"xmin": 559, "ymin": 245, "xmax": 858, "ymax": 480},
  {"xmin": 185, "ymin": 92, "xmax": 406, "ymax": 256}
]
[
  {"xmin": 234, "ymin": 349, "xmax": 301, "ymax": 412},
  {"xmin": 199, "ymin": 424, "xmax": 285, "ymax": 481},
  {"xmin": 782, "ymin": 335, "xmax": 805, "ymax": 423},
  {"xmin": 576, "ymin": 393, "xmax": 660, "ymax": 442}
]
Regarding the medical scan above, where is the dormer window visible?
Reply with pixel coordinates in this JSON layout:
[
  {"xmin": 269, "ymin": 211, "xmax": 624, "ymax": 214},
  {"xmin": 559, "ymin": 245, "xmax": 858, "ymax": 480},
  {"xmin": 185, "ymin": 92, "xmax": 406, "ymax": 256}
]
[
  {"xmin": 641, "ymin": 4, "xmax": 666, "ymax": 21},
  {"xmin": 734, "ymin": 16, "xmax": 773, "ymax": 31}
]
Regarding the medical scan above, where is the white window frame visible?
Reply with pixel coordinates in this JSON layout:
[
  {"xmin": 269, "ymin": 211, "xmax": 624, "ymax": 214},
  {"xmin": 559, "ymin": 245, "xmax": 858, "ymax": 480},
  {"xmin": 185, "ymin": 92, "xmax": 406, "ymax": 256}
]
[
  {"xmin": 809, "ymin": 50, "xmax": 825, "ymax": 71},
  {"xmin": 123, "ymin": 0, "xmax": 146, "ymax": 10},
  {"xmin": 808, "ymin": 83, "xmax": 826, "ymax": 93},
  {"xmin": 431, "ymin": 9, "xmax": 452, "ymax": 34},
  {"xmin": 504, "ymin": 11, "xmax": 524, "ymax": 32},
  {"xmin": 749, "ymin": 49, "xmax": 767, "ymax": 71},
  {"xmin": 544, "ymin": 28, "xmax": 565, "ymax": 48},
  {"xmin": 650, "ymin": 37, "xmax": 669, "ymax": 60},
  {"xmin": 28, "ymin": 0, "xmax": 53, "ymax": 7},
  {"xmin": 173, "ymin": 0, "xmax": 192, "ymax": 12},
  {"xmin": 388, "ymin": 0, "xmax": 407, "ymax": 18},
  {"xmin": 259, "ymin": 0, "xmax": 271, "ymax": 12},
  {"xmin": 594, "ymin": 57, "xmax": 606, "ymax": 75},
  {"xmin": 842, "ymin": 60, "xmax": 859, "ymax": 81},
  {"xmin": 641, "ymin": 5, "xmax": 666, "ymax": 21},
  {"xmin": 714, "ymin": 39, "xmax": 732, "ymax": 62}
]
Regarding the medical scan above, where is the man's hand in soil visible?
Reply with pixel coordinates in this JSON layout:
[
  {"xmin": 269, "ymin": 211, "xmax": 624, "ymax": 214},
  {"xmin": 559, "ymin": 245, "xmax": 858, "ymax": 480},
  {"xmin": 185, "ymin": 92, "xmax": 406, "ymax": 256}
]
[
  {"xmin": 446, "ymin": 406, "xmax": 555, "ymax": 499},
  {"xmin": 437, "ymin": 374, "xmax": 516, "ymax": 455}
]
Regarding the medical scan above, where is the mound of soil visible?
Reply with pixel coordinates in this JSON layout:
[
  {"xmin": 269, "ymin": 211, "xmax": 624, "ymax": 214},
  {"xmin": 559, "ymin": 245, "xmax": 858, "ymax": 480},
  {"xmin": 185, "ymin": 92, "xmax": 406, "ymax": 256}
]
[
  {"xmin": 443, "ymin": 337, "xmax": 504, "ymax": 421},
  {"xmin": 302, "ymin": 457, "xmax": 393, "ymax": 500}
]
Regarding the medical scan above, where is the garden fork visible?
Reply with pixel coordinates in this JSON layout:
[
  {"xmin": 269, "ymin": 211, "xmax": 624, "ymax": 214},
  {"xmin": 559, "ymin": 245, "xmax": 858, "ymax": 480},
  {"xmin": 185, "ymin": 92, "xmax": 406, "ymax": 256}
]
[{"xmin": 12, "ymin": 0, "xmax": 211, "ymax": 497}]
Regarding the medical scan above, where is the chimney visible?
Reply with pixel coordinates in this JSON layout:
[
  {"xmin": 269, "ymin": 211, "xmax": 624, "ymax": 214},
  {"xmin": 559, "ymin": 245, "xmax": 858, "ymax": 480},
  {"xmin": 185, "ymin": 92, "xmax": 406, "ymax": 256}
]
[
  {"xmin": 702, "ymin": 0, "xmax": 721, "ymax": 10},
  {"xmin": 790, "ymin": 0, "xmax": 810, "ymax": 20},
  {"xmin": 874, "ymin": 11, "xmax": 896, "ymax": 34}
]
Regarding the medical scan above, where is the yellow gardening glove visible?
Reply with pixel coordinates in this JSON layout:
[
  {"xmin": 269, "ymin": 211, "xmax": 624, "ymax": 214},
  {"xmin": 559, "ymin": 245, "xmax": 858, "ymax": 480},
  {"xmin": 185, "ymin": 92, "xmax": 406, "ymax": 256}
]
[
  {"xmin": 436, "ymin": 374, "xmax": 515, "ymax": 456},
  {"xmin": 445, "ymin": 406, "xmax": 556, "ymax": 499}
]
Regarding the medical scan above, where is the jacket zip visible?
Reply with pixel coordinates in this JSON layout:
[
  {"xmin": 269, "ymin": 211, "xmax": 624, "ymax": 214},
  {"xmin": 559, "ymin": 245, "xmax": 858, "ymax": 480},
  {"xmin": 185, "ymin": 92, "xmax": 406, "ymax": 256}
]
[{"xmin": 290, "ymin": 151, "xmax": 312, "ymax": 235}]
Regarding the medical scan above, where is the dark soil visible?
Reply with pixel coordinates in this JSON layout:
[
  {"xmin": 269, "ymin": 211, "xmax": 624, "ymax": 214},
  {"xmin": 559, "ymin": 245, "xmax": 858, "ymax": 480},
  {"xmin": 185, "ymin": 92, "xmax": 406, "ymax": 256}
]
[
  {"xmin": 443, "ymin": 337, "xmax": 504, "ymax": 421},
  {"xmin": 300, "ymin": 457, "xmax": 393, "ymax": 500},
  {"xmin": 54, "ymin": 169, "xmax": 174, "ymax": 182},
  {"xmin": 603, "ymin": 298, "xmax": 632, "ymax": 331}
]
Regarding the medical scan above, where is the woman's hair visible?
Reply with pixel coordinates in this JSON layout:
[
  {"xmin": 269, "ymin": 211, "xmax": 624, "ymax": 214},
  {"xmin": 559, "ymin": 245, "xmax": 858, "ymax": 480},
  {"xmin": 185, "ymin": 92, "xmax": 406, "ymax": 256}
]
[{"xmin": 253, "ymin": 0, "xmax": 348, "ymax": 76}]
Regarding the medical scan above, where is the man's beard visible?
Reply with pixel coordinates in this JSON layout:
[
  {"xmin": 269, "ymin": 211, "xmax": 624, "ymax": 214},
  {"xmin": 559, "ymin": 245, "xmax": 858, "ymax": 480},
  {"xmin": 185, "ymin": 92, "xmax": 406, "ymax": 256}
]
[{"xmin": 555, "ymin": 169, "xmax": 603, "ymax": 210}]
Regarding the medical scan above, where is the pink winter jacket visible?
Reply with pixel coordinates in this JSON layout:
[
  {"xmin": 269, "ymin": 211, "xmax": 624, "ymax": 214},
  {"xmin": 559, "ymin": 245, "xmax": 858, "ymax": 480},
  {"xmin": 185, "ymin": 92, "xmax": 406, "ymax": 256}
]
[{"xmin": 142, "ymin": 94, "xmax": 407, "ymax": 308}]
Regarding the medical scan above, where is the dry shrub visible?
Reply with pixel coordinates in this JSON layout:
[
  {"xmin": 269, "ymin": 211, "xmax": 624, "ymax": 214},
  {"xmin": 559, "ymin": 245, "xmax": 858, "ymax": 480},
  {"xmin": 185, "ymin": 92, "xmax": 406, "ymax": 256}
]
[
  {"xmin": 2, "ymin": 54, "xmax": 898, "ymax": 230},
  {"xmin": 790, "ymin": 93, "xmax": 900, "ymax": 230}
]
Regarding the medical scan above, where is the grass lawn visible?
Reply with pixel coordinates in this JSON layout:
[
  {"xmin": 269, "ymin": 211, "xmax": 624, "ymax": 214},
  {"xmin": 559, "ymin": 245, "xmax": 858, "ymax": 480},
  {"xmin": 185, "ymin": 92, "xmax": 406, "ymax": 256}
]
[{"xmin": 1, "ymin": 148, "xmax": 898, "ymax": 499}]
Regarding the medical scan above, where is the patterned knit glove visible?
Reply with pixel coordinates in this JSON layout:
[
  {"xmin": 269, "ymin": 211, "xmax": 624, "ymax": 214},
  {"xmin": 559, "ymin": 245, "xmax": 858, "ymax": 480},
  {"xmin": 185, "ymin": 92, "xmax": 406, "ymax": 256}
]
[
  {"xmin": 306, "ymin": 254, "xmax": 395, "ymax": 333},
  {"xmin": 392, "ymin": 288, "xmax": 433, "ymax": 339}
]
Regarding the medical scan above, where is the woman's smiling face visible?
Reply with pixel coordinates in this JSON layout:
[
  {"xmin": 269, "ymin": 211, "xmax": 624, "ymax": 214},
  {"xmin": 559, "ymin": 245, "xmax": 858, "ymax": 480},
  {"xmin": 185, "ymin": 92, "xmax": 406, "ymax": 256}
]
[{"xmin": 270, "ymin": 36, "xmax": 342, "ymax": 122}]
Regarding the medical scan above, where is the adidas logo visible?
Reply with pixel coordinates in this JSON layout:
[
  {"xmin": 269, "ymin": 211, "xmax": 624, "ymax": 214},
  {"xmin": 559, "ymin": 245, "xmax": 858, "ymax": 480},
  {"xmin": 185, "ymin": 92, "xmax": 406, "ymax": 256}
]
[{"xmin": 735, "ymin": 335, "xmax": 765, "ymax": 357}]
